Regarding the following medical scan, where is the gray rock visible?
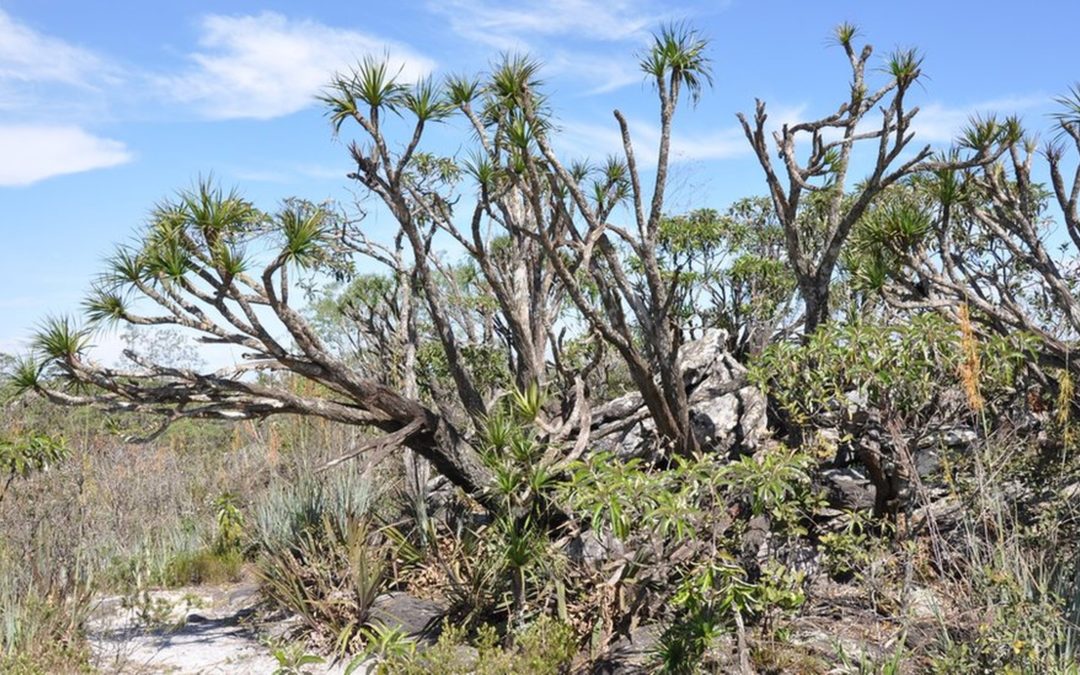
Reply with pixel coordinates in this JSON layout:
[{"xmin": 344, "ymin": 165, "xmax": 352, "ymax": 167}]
[
  {"xmin": 915, "ymin": 426, "xmax": 977, "ymax": 481},
  {"xmin": 690, "ymin": 392, "xmax": 742, "ymax": 452},
  {"xmin": 590, "ymin": 330, "xmax": 768, "ymax": 460},
  {"xmin": 821, "ymin": 467, "xmax": 876, "ymax": 511},
  {"xmin": 594, "ymin": 624, "xmax": 661, "ymax": 674},
  {"xmin": 1062, "ymin": 481, "xmax": 1080, "ymax": 500},
  {"xmin": 678, "ymin": 328, "xmax": 730, "ymax": 383},
  {"xmin": 566, "ymin": 530, "xmax": 625, "ymax": 567},
  {"xmin": 369, "ymin": 592, "xmax": 446, "ymax": 640}
]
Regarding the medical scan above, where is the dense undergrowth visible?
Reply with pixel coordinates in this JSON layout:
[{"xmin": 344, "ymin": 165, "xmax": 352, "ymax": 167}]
[
  {"xmin": 4, "ymin": 19, "xmax": 1080, "ymax": 675},
  {"xmin": 4, "ymin": 316, "xmax": 1080, "ymax": 673}
]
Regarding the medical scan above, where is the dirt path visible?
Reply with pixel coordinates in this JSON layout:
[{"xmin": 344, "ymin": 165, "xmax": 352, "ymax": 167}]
[{"xmin": 88, "ymin": 582, "xmax": 358, "ymax": 674}]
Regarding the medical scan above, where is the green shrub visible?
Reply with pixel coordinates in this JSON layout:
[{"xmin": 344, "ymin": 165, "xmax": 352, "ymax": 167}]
[
  {"xmin": 251, "ymin": 464, "xmax": 392, "ymax": 652},
  {"xmin": 370, "ymin": 616, "xmax": 576, "ymax": 674},
  {"xmin": 162, "ymin": 548, "xmax": 245, "ymax": 587},
  {"xmin": 250, "ymin": 463, "xmax": 378, "ymax": 553},
  {"xmin": 0, "ymin": 560, "xmax": 93, "ymax": 673}
]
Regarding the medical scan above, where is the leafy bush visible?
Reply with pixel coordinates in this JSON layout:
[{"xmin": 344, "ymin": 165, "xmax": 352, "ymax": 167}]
[
  {"xmin": 369, "ymin": 616, "xmax": 576, "ymax": 674},
  {"xmin": 0, "ymin": 552, "xmax": 93, "ymax": 673},
  {"xmin": 0, "ymin": 431, "xmax": 67, "ymax": 506},
  {"xmin": 752, "ymin": 313, "xmax": 1031, "ymax": 429}
]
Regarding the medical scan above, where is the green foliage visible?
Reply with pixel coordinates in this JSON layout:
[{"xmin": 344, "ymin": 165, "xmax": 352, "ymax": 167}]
[
  {"xmin": 560, "ymin": 445, "xmax": 820, "ymax": 672},
  {"xmin": 250, "ymin": 463, "xmax": 378, "ymax": 552},
  {"xmin": 640, "ymin": 22, "xmax": 713, "ymax": 105},
  {"xmin": 269, "ymin": 642, "xmax": 326, "ymax": 675},
  {"xmin": 832, "ymin": 22, "xmax": 859, "ymax": 48},
  {"xmin": 0, "ymin": 550, "xmax": 93, "ymax": 673},
  {"xmin": 160, "ymin": 548, "xmax": 244, "ymax": 587},
  {"xmin": 6, "ymin": 355, "xmax": 47, "ymax": 396},
  {"xmin": 212, "ymin": 491, "xmax": 245, "ymax": 555},
  {"xmin": 655, "ymin": 200, "xmax": 794, "ymax": 355},
  {"xmin": 255, "ymin": 515, "xmax": 392, "ymax": 654},
  {"xmin": 279, "ymin": 202, "xmax": 331, "ymax": 268},
  {"xmin": 934, "ymin": 519, "xmax": 1080, "ymax": 673},
  {"xmin": 657, "ymin": 557, "xmax": 807, "ymax": 673},
  {"xmin": 818, "ymin": 510, "xmax": 884, "ymax": 580},
  {"xmin": 885, "ymin": 47, "xmax": 923, "ymax": 87},
  {"xmin": 562, "ymin": 446, "xmax": 821, "ymax": 547},
  {"xmin": 752, "ymin": 313, "xmax": 1033, "ymax": 427},
  {"xmin": 371, "ymin": 616, "xmax": 576, "ymax": 675},
  {"xmin": 33, "ymin": 316, "xmax": 89, "ymax": 360},
  {"xmin": 417, "ymin": 339, "xmax": 511, "ymax": 399},
  {"xmin": 322, "ymin": 55, "xmax": 409, "ymax": 131},
  {"xmin": 251, "ymin": 466, "xmax": 397, "ymax": 653},
  {"xmin": 1052, "ymin": 83, "xmax": 1080, "ymax": 130},
  {"xmin": 445, "ymin": 388, "xmax": 565, "ymax": 625},
  {"xmin": 720, "ymin": 449, "xmax": 824, "ymax": 536},
  {"xmin": 0, "ymin": 432, "xmax": 67, "ymax": 485},
  {"xmin": 560, "ymin": 452, "xmax": 707, "ymax": 543},
  {"xmin": 353, "ymin": 623, "xmax": 416, "ymax": 669}
]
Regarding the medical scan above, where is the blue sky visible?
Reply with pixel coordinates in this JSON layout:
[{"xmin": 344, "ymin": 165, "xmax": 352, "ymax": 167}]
[{"xmin": 1, "ymin": 0, "xmax": 1077, "ymax": 361}]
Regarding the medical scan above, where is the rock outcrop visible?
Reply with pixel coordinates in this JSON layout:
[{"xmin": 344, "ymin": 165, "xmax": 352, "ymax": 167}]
[{"xmin": 590, "ymin": 329, "xmax": 767, "ymax": 460}]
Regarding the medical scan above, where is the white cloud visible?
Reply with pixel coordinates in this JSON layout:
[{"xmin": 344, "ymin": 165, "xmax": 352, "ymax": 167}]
[
  {"xmin": 912, "ymin": 95, "xmax": 1047, "ymax": 144},
  {"xmin": 555, "ymin": 104, "xmax": 807, "ymax": 165},
  {"xmin": 0, "ymin": 336, "xmax": 28, "ymax": 355},
  {"xmin": 231, "ymin": 163, "xmax": 345, "ymax": 183},
  {"xmin": 556, "ymin": 118, "xmax": 742, "ymax": 166},
  {"xmin": 547, "ymin": 52, "xmax": 643, "ymax": 95},
  {"xmin": 0, "ymin": 9, "xmax": 116, "ymax": 87},
  {"xmin": 428, "ymin": 1, "xmax": 703, "ymax": 96},
  {"xmin": 0, "ymin": 125, "xmax": 132, "ymax": 187},
  {"xmin": 162, "ymin": 12, "xmax": 437, "ymax": 120},
  {"xmin": 430, "ymin": 0, "xmax": 660, "ymax": 50}
]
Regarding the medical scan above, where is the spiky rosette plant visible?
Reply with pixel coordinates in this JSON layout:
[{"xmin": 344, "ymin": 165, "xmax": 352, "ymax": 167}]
[{"xmin": 12, "ymin": 178, "xmax": 498, "ymax": 502}]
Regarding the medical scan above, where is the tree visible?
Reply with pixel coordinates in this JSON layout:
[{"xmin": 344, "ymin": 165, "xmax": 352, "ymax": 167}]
[
  {"xmin": 12, "ymin": 188, "xmax": 498, "ymax": 499},
  {"xmin": 854, "ymin": 88, "xmax": 1080, "ymax": 382},
  {"xmin": 520, "ymin": 24, "xmax": 714, "ymax": 456},
  {"xmin": 655, "ymin": 200, "xmax": 796, "ymax": 358},
  {"xmin": 326, "ymin": 24, "xmax": 715, "ymax": 458},
  {"xmin": 9, "ymin": 25, "xmax": 718, "ymax": 507},
  {"xmin": 737, "ymin": 24, "xmax": 996, "ymax": 335}
]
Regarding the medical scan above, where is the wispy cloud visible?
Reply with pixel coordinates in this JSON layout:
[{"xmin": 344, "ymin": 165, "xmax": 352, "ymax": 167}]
[
  {"xmin": 161, "ymin": 12, "xmax": 437, "ymax": 120},
  {"xmin": 0, "ymin": 11, "xmax": 129, "ymax": 187},
  {"xmin": 546, "ymin": 52, "xmax": 644, "ymax": 95},
  {"xmin": 231, "ymin": 163, "xmax": 346, "ymax": 184},
  {"xmin": 0, "ymin": 125, "xmax": 132, "ymax": 187},
  {"xmin": 430, "ymin": 0, "xmax": 662, "ymax": 51},
  {"xmin": 0, "ymin": 9, "xmax": 118, "ymax": 88},
  {"xmin": 0, "ymin": 8, "xmax": 119, "ymax": 121},
  {"xmin": 555, "ymin": 104, "xmax": 806, "ymax": 165},
  {"xmin": 912, "ymin": 95, "xmax": 1048, "ymax": 143}
]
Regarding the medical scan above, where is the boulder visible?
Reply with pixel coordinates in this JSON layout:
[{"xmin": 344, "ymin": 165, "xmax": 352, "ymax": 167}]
[
  {"xmin": 591, "ymin": 329, "xmax": 768, "ymax": 460},
  {"xmin": 565, "ymin": 529, "xmax": 625, "ymax": 568},
  {"xmin": 369, "ymin": 591, "xmax": 447, "ymax": 641},
  {"xmin": 593, "ymin": 624, "xmax": 662, "ymax": 674},
  {"xmin": 820, "ymin": 467, "xmax": 876, "ymax": 511}
]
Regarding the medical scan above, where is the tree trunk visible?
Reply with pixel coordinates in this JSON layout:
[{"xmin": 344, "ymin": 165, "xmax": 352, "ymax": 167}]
[{"xmin": 801, "ymin": 273, "xmax": 832, "ymax": 337}]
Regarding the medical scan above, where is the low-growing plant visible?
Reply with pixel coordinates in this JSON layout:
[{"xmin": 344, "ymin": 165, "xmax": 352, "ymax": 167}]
[
  {"xmin": 370, "ymin": 616, "xmax": 576, "ymax": 675},
  {"xmin": 269, "ymin": 642, "xmax": 326, "ymax": 675},
  {"xmin": 212, "ymin": 491, "xmax": 245, "ymax": 555},
  {"xmin": 720, "ymin": 447, "xmax": 826, "ymax": 540},
  {"xmin": 255, "ymin": 515, "xmax": 392, "ymax": 653},
  {"xmin": 0, "ymin": 557, "xmax": 94, "ymax": 673},
  {"xmin": 819, "ymin": 510, "xmax": 885, "ymax": 580},
  {"xmin": 0, "ymin": 431, "xmax": 67, "ymax": 507}
]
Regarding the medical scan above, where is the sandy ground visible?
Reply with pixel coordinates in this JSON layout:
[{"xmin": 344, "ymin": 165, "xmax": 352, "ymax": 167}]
[{"xmin": 88, "ymin": 582, "xmax": 361, "ymax": 674}]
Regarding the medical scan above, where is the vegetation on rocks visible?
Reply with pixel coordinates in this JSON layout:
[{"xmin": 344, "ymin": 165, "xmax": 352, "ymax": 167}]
[{"xmin": 4, "ymin": 20, "xmax": 1080, "ymax": 674}]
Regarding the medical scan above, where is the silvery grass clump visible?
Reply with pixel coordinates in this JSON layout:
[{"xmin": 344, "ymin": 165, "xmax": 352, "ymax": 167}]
[
  {"xmin": 250, "ymin": 462, "xmax": 380, "ymax": 552},
  {"xmin": 250, "ymin": 462, "xmax": 393, "ymax": 654}
]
